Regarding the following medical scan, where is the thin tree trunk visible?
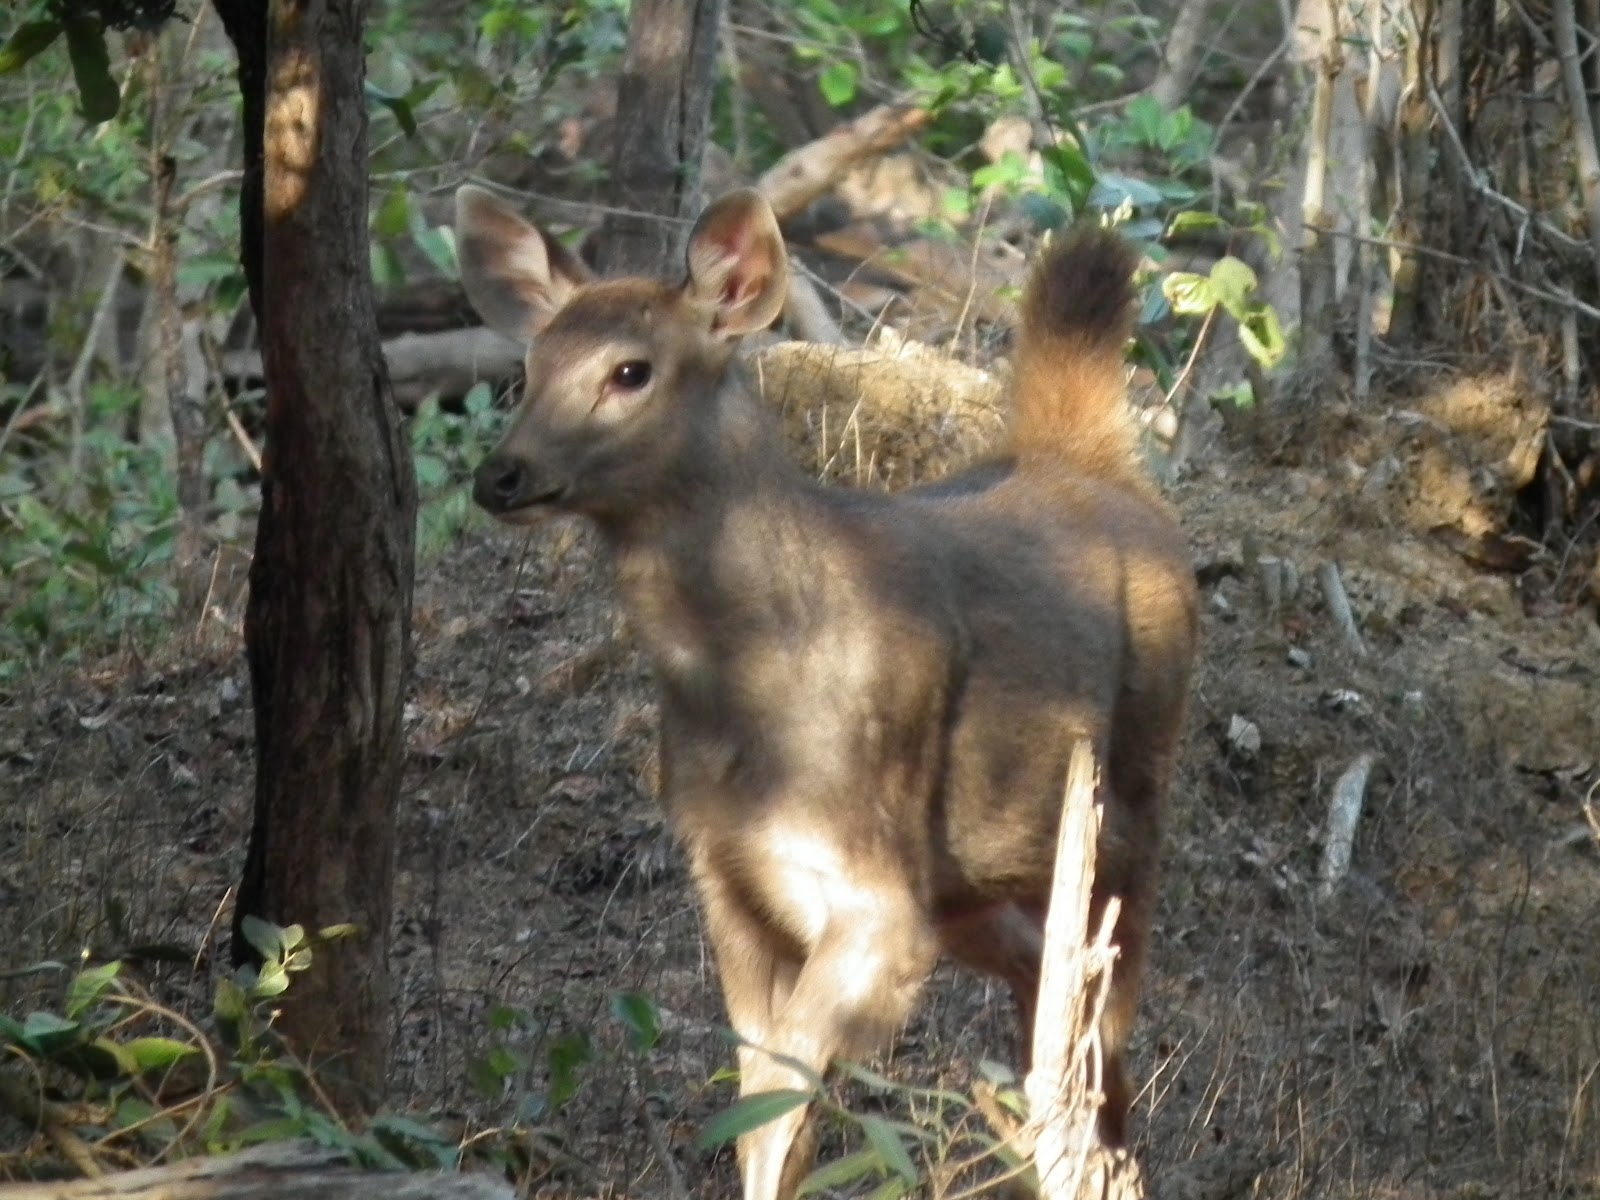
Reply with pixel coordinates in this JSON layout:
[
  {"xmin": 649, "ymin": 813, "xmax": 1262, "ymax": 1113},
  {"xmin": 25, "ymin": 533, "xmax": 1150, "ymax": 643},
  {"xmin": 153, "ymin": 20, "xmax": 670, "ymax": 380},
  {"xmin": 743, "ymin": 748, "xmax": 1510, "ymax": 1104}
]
[
  {"xmin": 1552, "ymin": 0, "xmax": 1600, "ymax": 291},
  {"xmin": 1148, "ymin": 0, "xmax": 1214, "ymax": 110},
  {"xmin": 600, "ymin": 0, "xmax": 727, "ymax": 276},
  {"xmin": 214, "ymin": 0, "xmax": 416, "ymax": 1113}
]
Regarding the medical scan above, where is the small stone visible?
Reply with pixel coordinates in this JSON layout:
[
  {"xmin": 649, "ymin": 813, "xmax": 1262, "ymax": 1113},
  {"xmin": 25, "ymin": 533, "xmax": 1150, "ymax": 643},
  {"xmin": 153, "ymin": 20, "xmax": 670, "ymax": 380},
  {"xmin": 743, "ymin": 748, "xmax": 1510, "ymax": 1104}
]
[
  {"xmin": 1287, "ymin": 646, "xmax": 1313, "ymax": 669},
  {"xmin": 1321, "ymin": 688, "xmax": 1366, "ymax": 713},
  {"xmin": 1227, "ymin": 714, "xmax": 1262, "ymax": 756}
]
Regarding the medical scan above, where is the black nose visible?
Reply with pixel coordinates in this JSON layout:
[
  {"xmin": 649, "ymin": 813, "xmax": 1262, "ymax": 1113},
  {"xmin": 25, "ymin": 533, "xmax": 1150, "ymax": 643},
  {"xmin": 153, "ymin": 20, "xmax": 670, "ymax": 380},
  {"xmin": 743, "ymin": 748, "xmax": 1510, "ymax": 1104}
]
[{"xmin": 473, "ymin": 455, "xmax": 528, "ymax": 513}]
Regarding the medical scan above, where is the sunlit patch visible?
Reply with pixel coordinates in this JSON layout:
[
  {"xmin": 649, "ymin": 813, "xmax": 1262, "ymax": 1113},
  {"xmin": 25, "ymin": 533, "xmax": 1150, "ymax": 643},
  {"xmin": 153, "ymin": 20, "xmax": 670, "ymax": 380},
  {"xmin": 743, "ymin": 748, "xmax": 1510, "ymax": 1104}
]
[{"xmin": 263, "ymin": 51, "xmax": 319, "ymax": 221}]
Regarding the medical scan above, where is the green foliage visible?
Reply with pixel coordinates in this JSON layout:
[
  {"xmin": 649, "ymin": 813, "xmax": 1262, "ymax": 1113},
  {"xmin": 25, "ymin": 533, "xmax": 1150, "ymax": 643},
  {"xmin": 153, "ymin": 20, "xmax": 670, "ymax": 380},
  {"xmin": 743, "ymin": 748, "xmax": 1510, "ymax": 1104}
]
[
  {"xmin": 0, "ymin": 383, "xmax": 180, "ymax": 677},
  {"xmin": 410, "ymin": 382, "xmax": 504, "ymax": 559},
  {"xmin": 1162, "ymin": 252, "xmax": 1288, "ymax": 371},
  {"xmin": 0, "ymin": 1, "xmax": 180, "ymax": 124},
  {"xmin": 696, "ymin": 1051, "xmax": 1040, "ymax": 1199},
  {"xmin": 0, "ymin": 920, "xmax": 469, "ymax": 1173}
]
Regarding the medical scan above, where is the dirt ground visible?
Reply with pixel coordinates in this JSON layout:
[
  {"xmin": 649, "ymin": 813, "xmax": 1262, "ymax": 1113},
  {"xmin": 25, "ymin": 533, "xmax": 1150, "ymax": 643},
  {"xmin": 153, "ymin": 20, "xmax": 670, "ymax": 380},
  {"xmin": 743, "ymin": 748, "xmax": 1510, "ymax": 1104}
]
[{"xmin": 2, "ymin": 351, "xmax": 1598, "ymax": 1199}]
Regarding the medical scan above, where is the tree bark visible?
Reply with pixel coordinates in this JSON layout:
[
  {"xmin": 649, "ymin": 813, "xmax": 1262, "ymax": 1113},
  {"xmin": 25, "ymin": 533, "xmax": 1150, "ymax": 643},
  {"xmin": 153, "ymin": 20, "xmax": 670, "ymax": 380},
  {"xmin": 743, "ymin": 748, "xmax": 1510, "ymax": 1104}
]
[
  {"xmin": 213, "ymin": 0, "xmax": 416, "ymax": 1112},
  {"xmin": 1148, "ymin": 0, "xmax": 1213, "ymax": 111},
  {"xmin": 599, "ymin": 0, "xmax": 727, "ymax": 277}
]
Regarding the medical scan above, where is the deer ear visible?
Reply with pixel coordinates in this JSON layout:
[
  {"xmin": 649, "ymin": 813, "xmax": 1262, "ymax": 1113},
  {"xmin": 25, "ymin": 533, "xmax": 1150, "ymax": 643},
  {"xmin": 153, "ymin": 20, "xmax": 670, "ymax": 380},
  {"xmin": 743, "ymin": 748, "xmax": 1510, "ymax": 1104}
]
[
  {"xmin": 684, "ymin": 189, "xmax": 788, "ymax": 338},
  {"xmin": 455, "ymin": 185, "xmax": 592, "ymax": 339}
]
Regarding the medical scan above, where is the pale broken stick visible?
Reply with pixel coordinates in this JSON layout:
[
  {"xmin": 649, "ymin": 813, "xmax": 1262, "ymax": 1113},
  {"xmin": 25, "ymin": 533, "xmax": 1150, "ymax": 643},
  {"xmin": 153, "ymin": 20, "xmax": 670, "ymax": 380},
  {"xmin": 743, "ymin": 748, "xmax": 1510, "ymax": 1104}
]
[{"xmin": 1025, "ymin": 742, "xmax": 1143, "ymax": 1200}]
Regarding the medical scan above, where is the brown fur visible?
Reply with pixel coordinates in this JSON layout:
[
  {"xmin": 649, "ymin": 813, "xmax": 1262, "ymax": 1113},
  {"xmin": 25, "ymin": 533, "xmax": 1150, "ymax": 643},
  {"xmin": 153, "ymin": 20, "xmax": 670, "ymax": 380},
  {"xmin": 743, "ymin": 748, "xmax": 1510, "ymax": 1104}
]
[{"xmin": 454, "ymin": 186, "xmax": 1199, "ymax": 1200}]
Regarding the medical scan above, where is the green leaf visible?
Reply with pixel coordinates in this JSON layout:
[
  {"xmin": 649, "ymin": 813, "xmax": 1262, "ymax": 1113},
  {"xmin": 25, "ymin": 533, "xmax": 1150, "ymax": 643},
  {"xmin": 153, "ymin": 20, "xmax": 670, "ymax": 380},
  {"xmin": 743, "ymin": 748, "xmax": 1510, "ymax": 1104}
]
[
  {"xmin": 858, "ymin": 1114, "xmax": 918, "ymax": 1184},
  {"xmin": 124, "ymin": 1036, "xmax": 199, "ymax": 1073},
  {"xmin": 87, "ymin": 1035, "xmax": 139, "ymax": 1078},
  {"xmin": 1039, "ymin": 143, "xmax": 1095, "ymax": 210},
  {"xmin": 373, "ymin": 185, "xmax": 411, "ymax": 239},
  {"xmin": 371, "ymin": 241, "xmax": 405, "ymax": 288},
  {"xmin": 797, "ymin": 1148, "xmax": 884, "ymax": 1195},
  {"xmin": 463, "ymin": 381, "xmax": 494, "ymax": 417},
  {"xmin": 240, "ymin": 914, "xmax": 287, "ymax": 961},
  {"xmin": 67, "ymin": 961, "xmax": 121, "ymax": 1019},
  {"xmin": 1017, "ymin": 191, "xmax": 1068, "ymax": 232},
  {"xmin": 1162, "ymin": 271, "xmax": 1215, "ymax": 316},
  {"xmin": 546, "ymin": 1032, "xmax": 592, "ymax": 1110},
  {"xmin": 0, "ymin": 20, "xmax": 62, "ymax": 74},
  {"xmin": 214, "ymin": 977, "xmax": 248, "ymax": 1024},
  {"xmin": 1090, "ymin": 172, "xmax": 1163, "ymax": 209},
  {"xmin": 114, "ymin": 1095, "xmax": 158, "ymax": 1129},
  {"xmin": 411, "ymin": 224, "xmax": 457, "ymax": 278},
  {"xmin": 368, "ymin": 1115, "xmax": 459, "ymax": 1169},
  {"xmin": 414, "ymin": 453, "xmax": 448, "ymax": 490},
  {"xmin": 695, "ymin": 1089, "xmax": 812, "ymax": 1150},
  {"xmin": 64, "ymin": 18, "xmax": 118, "ymax": 124},
  {"xmin": 1207, "ymin": 255, "xmax": 1259, "ymax": 320},
  {"xmin": 364, "ymin": 80, "xmax": 417, "ymax": 137},
  {"xmin": 466, "ymin": 1055, "xmax": 508, "ymax": 1099},
  {"xmin": 1239, "ymin": 304, "xmax": 1287, "ymax": 369},
  {"xmin": 252, "ymin": 960, "xmax": 290, "ymax": 998},
  {"xmin": 22, "ymin": 1010, "xmax": 81, "ymax": 1047},
  {"xmin": 610, "ymin": 991, "xmax": 661, "ymax": 1054},
  {"xmin": 818, "ymin": 61, "xmax": 858, "ymax": 107},
  {"xmin": 64, "ymin": 538, "xmax": 117, "ymax": 576},
  {"xmin": 1124, "ymin": 94, "xmax": 1165, "ymax": 146},
  {"xmin": 1166, "ymin": 211, "xmax": 1229, "ymax": 238}
]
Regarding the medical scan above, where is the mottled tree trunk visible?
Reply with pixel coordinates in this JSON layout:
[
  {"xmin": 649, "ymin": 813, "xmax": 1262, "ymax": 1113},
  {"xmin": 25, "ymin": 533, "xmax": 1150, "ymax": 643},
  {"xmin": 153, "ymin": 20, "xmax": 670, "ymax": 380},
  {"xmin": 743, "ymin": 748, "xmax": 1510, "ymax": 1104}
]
[
  {"xmin": 213, "ymin": 0, "xmax": 416, "ymax": 1111},
  {"xmin": 600, "ymin": 0, "xmax": 727, "ymax": 276}
]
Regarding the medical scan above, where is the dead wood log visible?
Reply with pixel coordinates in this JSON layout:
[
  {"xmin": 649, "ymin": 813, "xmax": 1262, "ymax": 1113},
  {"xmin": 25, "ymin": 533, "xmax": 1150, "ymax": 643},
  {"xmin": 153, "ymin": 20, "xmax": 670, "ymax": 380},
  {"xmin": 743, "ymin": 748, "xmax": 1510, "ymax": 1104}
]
[
  {"xmin": 754, "ymin": 104, "xmax": 930, "ymax": 223},
  {"xmin": 223, "ymin": 327, "xmax": 524, "ymax": 411},
  {"xmin": 0, "ymin": 1141, "xmax": 515, "ymax": 1200}
]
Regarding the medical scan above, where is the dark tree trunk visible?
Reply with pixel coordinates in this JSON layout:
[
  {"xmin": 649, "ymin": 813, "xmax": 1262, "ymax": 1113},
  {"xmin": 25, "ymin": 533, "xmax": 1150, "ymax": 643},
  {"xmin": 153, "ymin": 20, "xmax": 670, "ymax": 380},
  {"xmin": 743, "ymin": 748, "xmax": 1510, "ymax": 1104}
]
[
  {"xmin": 213, "ymin": 0, "xmax": 416, "ymax": 1112},
  {"xmin": 599, "ymin": 0, "xmax": 727, "ymax": 276}
]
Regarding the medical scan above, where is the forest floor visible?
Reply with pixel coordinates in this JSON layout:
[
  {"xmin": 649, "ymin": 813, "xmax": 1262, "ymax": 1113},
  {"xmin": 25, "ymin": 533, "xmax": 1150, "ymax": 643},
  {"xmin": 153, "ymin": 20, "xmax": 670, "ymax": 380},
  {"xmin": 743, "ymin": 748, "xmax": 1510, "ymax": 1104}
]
[{"xmin": 2, "ymin": 352, "xmax": 1599, "ymax": 1200}]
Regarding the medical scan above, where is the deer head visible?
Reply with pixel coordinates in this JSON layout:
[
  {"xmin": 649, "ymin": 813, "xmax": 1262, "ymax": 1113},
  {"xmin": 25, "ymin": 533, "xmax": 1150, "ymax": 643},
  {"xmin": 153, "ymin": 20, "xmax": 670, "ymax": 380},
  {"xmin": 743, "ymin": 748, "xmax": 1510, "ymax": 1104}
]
[{"xmin": 454, "ymin": 185, "xmax": 789, "ymax": 526}]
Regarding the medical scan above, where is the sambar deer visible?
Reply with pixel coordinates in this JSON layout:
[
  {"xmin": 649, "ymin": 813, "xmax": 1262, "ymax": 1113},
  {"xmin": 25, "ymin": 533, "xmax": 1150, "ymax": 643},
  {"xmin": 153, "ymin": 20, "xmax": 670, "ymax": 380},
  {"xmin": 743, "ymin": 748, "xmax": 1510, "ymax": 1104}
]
[{"xmin": 454, "ymin": 183, "xmax": 1198, "ymax": 1200}]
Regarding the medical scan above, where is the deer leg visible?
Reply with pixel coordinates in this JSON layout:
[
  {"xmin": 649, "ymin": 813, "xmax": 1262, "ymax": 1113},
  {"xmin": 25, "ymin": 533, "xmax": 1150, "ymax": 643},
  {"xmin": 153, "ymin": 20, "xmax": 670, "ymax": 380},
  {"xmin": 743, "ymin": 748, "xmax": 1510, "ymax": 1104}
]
[
  {"xmin": 737, "ymin": 897, "xmax": 941, "ymax": 1200},
  {"xmin": 694, "ymin": 867, "xmax": 814, "ymax": 1194},
  {"xmin": 696, "ymin": 868, "xmax": 802, "ymax": 1078},
  {"xmin": 941, "ymin": 903, "xmax": 1045, "ymax": 1052},
  {"xmin": 945, "ymin": 889, "xmax": 1145, "ymax": 1151},
  {"xmin": 1091, "ymin": 880, "xmax": 1153, "ymax": 1149}
]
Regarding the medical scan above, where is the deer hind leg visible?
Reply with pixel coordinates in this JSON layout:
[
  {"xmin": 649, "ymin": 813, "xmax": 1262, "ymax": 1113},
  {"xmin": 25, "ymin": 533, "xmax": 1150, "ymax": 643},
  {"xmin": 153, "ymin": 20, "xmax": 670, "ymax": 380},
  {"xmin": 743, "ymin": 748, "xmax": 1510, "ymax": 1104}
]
[
  {"xmin": 736, "ymin": 895, "xmax": 941, "ymax": 1200},
  {"xmin": 941, "ymin": 903, "xmax": 1045, "ymax": 1054},
  {"xmin": 1091, "ymin": 877, "xmax": 1155, "ymax": 1149},
  {"xmin": 944, "ymin": 889, "xmax": 1145, "ymax": 1151}
]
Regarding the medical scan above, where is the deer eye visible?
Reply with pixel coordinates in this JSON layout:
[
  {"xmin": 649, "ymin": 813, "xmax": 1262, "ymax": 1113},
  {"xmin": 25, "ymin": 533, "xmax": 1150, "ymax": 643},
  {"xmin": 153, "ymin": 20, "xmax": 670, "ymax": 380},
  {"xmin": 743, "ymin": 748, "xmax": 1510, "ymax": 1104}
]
[{"xmin": 610, "ymin": 360, "xmax": 652, "ymax": 390}]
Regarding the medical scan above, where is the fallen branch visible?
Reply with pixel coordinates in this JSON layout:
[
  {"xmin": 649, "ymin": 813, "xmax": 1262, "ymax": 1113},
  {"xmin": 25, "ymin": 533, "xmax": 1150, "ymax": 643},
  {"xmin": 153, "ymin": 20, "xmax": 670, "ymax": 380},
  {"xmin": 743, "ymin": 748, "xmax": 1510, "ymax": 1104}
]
[
  {"xmin": 222, "ymin": 327, "xmax": 525, "ymax": 411},
  {"xmin": 1317, "ymin": 561, "xmax": 1368, "ymax": 656},
  {"xmin": 755, "ymin": 104, "xmax": 930, "ymax": 222},
  {"xmin": 0, "ymin": 1140, "xmax": 515, "ymax": 1199},
  {"xmin": 1551, "ymin": 0, "xmax": 1600, "ymax": 292},
  {"xmin": 1316, "ymin": 226, "xmax": 1600, "ymax": 323},
  {"xmin": 1024, "ymin": 742, "xmax": 1142, "ymax": 1200},
  {"xmin": 1319, "ymin": 752, "xmax": 1378, "ymax": 899}
]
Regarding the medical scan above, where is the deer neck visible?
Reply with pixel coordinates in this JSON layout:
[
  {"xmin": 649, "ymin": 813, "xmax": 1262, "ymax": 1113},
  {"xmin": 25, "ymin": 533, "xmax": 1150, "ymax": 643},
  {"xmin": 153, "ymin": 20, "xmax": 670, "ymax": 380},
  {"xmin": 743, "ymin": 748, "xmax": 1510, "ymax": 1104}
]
[{"xmin": 603, "ymin": 371, "xmax": 820, "ymax": 688}]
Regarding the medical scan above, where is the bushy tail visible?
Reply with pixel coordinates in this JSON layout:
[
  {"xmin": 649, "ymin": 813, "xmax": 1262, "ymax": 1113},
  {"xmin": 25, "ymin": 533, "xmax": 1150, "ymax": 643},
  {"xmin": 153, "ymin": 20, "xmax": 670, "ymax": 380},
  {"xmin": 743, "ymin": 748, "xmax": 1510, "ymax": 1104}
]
[{"xmin": 1008, "ymin": 227, "xmax": 1143, "ymax": 482}]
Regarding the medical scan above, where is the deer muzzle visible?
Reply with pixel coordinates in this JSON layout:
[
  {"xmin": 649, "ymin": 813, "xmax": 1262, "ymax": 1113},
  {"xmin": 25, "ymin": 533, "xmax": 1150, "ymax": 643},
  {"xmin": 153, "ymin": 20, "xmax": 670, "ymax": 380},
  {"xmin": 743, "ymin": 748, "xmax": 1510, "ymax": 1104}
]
[{"xmin": 472, "ymin": 453, "xmax": 569, "ymax": 518}]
